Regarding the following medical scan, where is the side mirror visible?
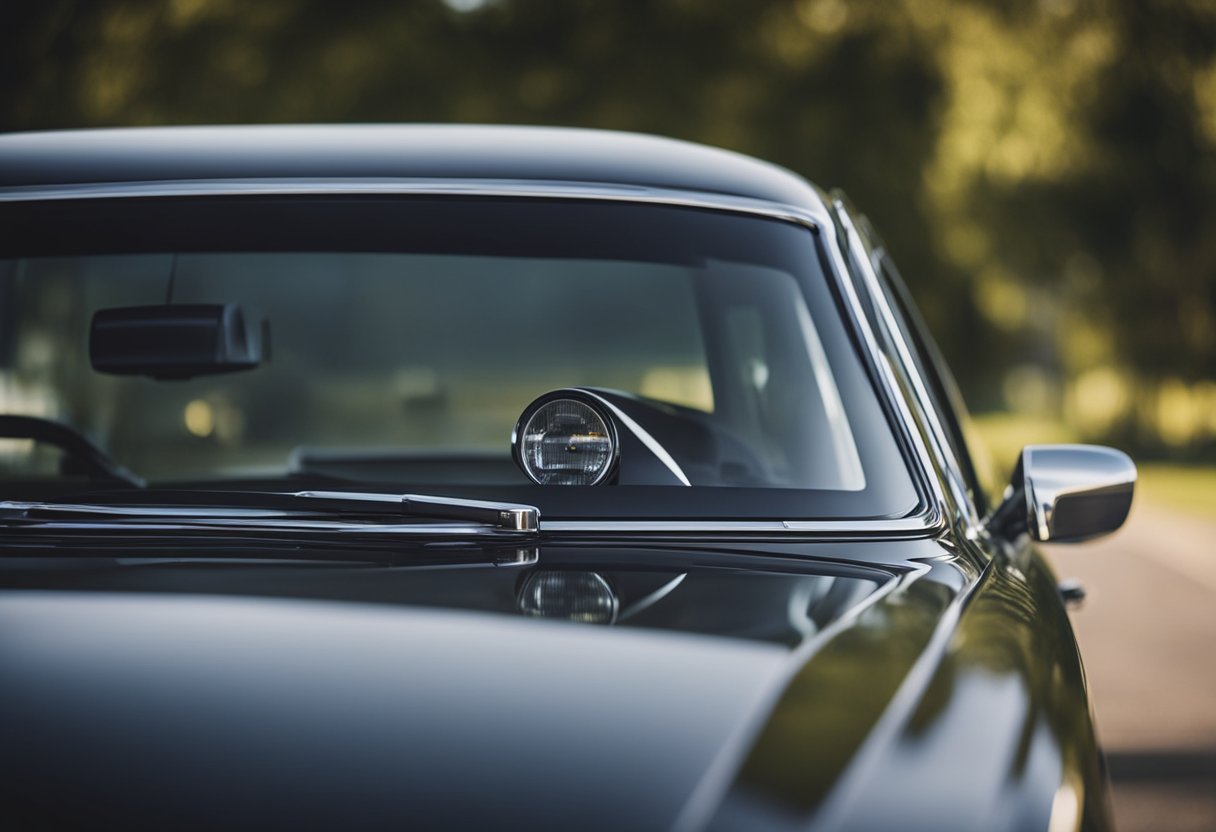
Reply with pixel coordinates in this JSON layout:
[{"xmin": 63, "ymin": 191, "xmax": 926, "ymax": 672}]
[
  {"xmin": 90, "ymin": 304, "xmax": 267, "ymax": 380},
  {"xmin": 990, "ymin": 444, "xmax": 1136, "ymax": 544}
]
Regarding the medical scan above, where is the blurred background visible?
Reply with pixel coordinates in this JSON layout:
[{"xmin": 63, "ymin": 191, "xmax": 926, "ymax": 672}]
[{"xmin": 2, "ymin": 0, "xmax": 1213, "ymax": 827}]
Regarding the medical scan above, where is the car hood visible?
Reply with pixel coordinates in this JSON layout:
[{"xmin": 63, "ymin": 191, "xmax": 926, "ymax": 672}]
[
  {"xmin": 3, "ymin": 590, "xmax": 794, "ymax": 830},
  {"xmin": 0, "ymin": 541, "xmax": 977, "ymax": 830}
]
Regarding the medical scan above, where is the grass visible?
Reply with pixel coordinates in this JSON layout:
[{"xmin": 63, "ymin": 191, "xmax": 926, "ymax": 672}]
[
  {"xmin": 1136, "ymin": 465, "xmax": 1216, "ymax": 519},
  {"xmin": 970, "ymin": 412, "xmax": 1079, "ymax": 480},
  {"xmin": 971, "ymin": 412, "xmax": 1216, "ymax": 521}
]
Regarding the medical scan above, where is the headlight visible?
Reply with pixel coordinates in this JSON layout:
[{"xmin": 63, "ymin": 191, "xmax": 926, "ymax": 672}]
[
  {"xmin": 517, "ymin": 571, "xmax": 619, "ymax": 625},
  {"xmin": 513, "ymin": 395, "xmax": 617, "ymax": 485}
]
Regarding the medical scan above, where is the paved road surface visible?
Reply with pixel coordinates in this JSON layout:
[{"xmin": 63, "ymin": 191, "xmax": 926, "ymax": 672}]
[{"xmin": 1045, "ymin": 501, "xmax": 1216, "ymax": 831}]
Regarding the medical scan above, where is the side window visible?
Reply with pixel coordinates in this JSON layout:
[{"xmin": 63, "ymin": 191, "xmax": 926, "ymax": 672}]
[{"xmin": 874, "ymin": 253, "xmax": 995, "ymax": 514}]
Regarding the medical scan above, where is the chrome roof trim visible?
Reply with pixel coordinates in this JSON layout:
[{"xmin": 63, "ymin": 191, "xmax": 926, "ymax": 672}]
[
  {"xmin": 0, "ymin": 176, "xmax": 948, "ymax": 538},
  {"xmin": 0, "ymin": 177, "xmax": 808, "ymax": 220}
]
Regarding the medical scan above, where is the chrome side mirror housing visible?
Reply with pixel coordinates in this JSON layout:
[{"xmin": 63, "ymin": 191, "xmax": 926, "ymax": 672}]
[{"xmin": 990, "ymin": 444, "xmax": 1136, "ymax": 544}]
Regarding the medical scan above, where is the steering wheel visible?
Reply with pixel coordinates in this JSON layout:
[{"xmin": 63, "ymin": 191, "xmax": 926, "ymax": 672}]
[{"xmin": 0, "ymin": 415, "xmax": 145, "ymax": 487}]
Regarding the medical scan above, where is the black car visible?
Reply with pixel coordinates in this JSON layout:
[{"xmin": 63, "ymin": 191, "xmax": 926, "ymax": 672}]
[{"xmin": 0, "ymin": 126, "xmax": 1134, "ymax": 831}]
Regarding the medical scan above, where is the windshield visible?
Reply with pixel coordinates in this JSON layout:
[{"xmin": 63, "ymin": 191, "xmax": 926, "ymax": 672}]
[{"xmin": 0, "ymin": 196, "xmax": 918, "ymax": 519}]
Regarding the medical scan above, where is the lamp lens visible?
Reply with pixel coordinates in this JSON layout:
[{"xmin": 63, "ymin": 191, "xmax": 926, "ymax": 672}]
[{"xmin": 520, "ymin": 399, "xmax": 614, "ymax": 485}]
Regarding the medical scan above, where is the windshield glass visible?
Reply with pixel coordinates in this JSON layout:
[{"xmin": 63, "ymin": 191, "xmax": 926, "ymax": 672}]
[{"xmin": 0, "ymin": 196, "xmax": 918, "ymax": 519}]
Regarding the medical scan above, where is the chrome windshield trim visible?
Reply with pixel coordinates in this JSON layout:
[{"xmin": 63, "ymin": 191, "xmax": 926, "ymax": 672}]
[
  {"xmin": 0, "ymin": 176, "xmax": 945, "ymax": 535},
  {"xmin": 540, "ymin": 516, "xmax": 940, "ymax": 535},
  {"xmin": 831, "ymin": 200, "xmax": 968, "ymax": 528},
  {"xmin": 1, "ymin": 512, "xmax": 938, "ymax": 538},
  {"xmin": 820, "ymin": 202, "xmax": 949, "ymax": 518}
]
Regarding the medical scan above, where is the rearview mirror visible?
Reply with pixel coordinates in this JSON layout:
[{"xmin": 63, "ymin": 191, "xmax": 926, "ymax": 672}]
[
  {"xmin": 990, "ymin": 444, "xmax": 1136, "ymax": 544},
  {"xmin": 90, "ymin": 304, "xmax": 267, "ymax": 380}
]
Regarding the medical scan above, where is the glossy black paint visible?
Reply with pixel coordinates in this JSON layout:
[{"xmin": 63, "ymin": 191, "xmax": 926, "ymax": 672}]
[
  {"xmin": 0, "ymin": 125, "xmax": 820, "ymax": 207},
  {"xmin": 0, "ymin": 534, "xmax": 1106, "ymax": 831},
  {"xmin": 0, "ymin": 126, "xmax": 1112, "ymax": 831}
]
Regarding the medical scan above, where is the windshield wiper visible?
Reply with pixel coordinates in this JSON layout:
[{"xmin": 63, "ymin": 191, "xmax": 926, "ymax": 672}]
[
  {"xmin": 305, "ymin": 491, "xmax": 539, "ymax": 531},
  {"xmin": 2, "ymin": 490, "xmax": 539, "ymax": 533}
]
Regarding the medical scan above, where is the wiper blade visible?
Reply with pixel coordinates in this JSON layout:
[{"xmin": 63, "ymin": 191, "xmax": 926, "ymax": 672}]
[{"xmin": 2, "ymin": 490, "xmax": 539, "ymax": 533}]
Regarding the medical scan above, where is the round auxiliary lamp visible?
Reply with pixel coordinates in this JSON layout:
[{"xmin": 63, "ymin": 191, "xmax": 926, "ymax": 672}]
[{"xmin": 511, "ymin": 391, "xmax": 620, "ymax": 486}]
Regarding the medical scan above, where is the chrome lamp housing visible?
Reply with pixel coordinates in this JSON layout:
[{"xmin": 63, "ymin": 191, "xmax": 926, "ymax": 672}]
[
  {"xmin": 512, "ymin": 392, "xmax": 620, "ymax": 486},
  {"xmin": 511, "ymin": 388, "xmax": 692, "ymax": 487}
]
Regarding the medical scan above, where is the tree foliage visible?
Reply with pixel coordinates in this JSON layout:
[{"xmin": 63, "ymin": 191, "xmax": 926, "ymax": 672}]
[{"xmin": 3, "ymin": 0, "xmax": 1214, "ymax": 453}]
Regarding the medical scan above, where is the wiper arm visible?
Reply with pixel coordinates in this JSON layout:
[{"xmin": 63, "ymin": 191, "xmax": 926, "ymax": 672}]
[
  {"xmin": 299, "ymin": 491, "xmax": 539, "ymax": 531},
  {"xmin": 3, "ymin": 490, "xmax": 539, "ymax": 533}
]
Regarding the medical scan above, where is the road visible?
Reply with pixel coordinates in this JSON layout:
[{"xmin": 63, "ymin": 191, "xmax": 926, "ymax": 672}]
[{"xmin": 1045, "ymin": 501, "xmax": 1216, "ymax": 831}]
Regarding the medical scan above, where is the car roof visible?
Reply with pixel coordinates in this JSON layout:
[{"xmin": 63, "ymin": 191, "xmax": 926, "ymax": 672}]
[{"xmin": 0, "ymin": 124, "xmax": 822, "ymax": 207}]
